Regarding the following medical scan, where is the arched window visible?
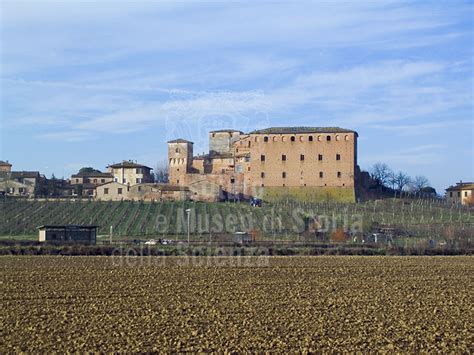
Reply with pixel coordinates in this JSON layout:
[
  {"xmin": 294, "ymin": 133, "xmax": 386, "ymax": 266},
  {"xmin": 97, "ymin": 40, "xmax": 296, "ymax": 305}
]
[
  {"xmin": 309, "ymin": 136, "xmax": 313, "ymax": 142},
  {"xmin": 326, "ymin": 135, "xmax": 331, "ymax": 142},
  {"xmin": 291, "ymin": 136, "xmax": 296, "ymax": 142}
]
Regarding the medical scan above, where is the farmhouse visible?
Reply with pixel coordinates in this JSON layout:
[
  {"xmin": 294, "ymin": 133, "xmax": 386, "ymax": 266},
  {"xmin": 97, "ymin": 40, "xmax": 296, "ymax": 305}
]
[
  {"xmin": 107, "ymin": 160, "xmax": 153, "ymax": 185},
  {"xmin": 38, "ymin": 225, "xmax": 98, "ymax": 244},
  {"xmin": 95, "ymin": 181, "xmax": 130, "ymax": 201},
  {"xmin": 0, "ymin": 169, "xmax": 44, "ymax": 198},
  {"xmin": 446, "ymin": 182, "xmax": 474, "ymax": 206},
  {"xmin": 0, "ymin": 160, "xmax": 12, "ymax": 172},
  {"xmin": 168, "ymin": 127, "xmax": 358, "ymax": 202}
]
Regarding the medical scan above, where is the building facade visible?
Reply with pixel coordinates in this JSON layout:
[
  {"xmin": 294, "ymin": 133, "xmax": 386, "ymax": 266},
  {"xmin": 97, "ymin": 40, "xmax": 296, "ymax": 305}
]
[
  {"xmin": 168, "ymin": 127, "xmax": 358, "ymax": 202},
  {"xmin": 0, "ymin": 160, "xmax": 12, "ymax": 173},
  {"xmin": 446, "ymin": 182, "xmax": 474, "ymax": 206},
  {"xmin": 107, "ymin": 161, "xmax": 153, "ymax": 185}
]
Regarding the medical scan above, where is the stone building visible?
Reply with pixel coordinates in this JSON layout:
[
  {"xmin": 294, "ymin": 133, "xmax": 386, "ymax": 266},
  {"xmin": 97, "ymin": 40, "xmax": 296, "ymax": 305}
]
[
  {"xmin": 70, "ymin": 167, "xmax": 114, "ymax": 198},
  {"xmin": 0, "ymin": 168, "xmax": 44, "ymax": 198},
  {"xmin": 71, "ymin": 168, "xmax": 114, "ymax": 185},
  {"xmin": 0, "ymin": 160, "xmax": 12, "ymax": 173},
  {"xmin": 95, "ymin": 181, "xmax": 130, "ymax": 201},
  {"xmin": 95, "ymin": 181, "xmax": 190, "ymax": 201},
  {"xmin": 107, "ymin": 160, "xmax": 153, "ymax": 186},
  {"xmin": 168, "ymin": 127, "xmax": 358, "ymax": 202},
  {"xmin": 446, "ymin": 182, "xmax": 474, "ymax": 206}
]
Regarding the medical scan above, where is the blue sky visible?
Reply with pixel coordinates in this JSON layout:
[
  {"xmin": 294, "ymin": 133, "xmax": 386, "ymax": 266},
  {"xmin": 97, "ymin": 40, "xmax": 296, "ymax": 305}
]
[{"xmin": 1, "ymin": 1, "xmax": 473, "ymax": 193}]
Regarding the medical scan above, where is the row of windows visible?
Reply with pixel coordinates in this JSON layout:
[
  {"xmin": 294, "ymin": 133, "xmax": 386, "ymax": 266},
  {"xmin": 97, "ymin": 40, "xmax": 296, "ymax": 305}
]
[
  {"xmin": 103, "ymin": 188, "xmax": 122, "ymax": 195},
  {"xmin": 261, "ymin": 171, "xmax": 343, "ymax": 179},
  {"xmin": 261, "ymin": 154, "xmax": 341, "ymax": 162},
  {"xmin": 259, "ymin": 134, "xmax": 350, "ymax": 143},
  {"xmin": 113, "ymin": 178, "xmax": 143, "ymax": 184},
  {"xmin": 449, "ymin": 191, "xmax": 469, "ymax": 197},
  {"xmin": 76, "ymin": 178, "xmax": 108, "ymax": 184}
]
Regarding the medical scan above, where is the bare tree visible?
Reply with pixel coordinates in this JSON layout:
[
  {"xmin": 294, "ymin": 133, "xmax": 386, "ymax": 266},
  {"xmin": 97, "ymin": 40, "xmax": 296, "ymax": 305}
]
[
  {"xmin": 370, "ymin": 162, "xmax": 393, "ymax": 187},
  {"xmin": 392, "ymin": 171, "xmax": 411, "ymax": 192},
  {"xmin": 154, "ymin": 159, "xmax": 169, "ymax": 183},
  {"xmin": 412, "ymin": 175, "xmax": 429, "ymax": 192}
]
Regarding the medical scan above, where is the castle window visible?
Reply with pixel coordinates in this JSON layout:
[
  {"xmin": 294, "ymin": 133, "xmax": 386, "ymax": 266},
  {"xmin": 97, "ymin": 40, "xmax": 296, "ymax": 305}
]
[
  {"xmin": 230, "ymin": 178, "xmax": 235, "ymax": 184},
  {"xmin": 299, "ymin": 136, "xmax": 304, "ymax": 142},
  {"xmin": 300, "ymin": 154, "xmax": 304, "ymax": 161},
  {"xmin": 101, "ymin": 179, "xmax": 105, "ymax": 183},
  {"xmin": 261, "ymin": 184, "xmax": 264, "ymax": 187},
  {"xmin": 248, "ymin": 141, "xmax": 251, "ymax": 148},
  {"xmin": 138, "ymin": 186, "xmax": 142, "ymax": 192},
  {"xmin": 337, "ymin": 172, "xmax": 342, "ymax": 178},
  {"xmin": 264, "ymin": 136, "xmax": 269, "ymax": 142},
  {"xmin": 336, "ymin": 154, "xmax": 341, "ymax": 161},
  {"xmin": 457, "ymin": 191, "xmax": 461, "ymax": 197},
  {"xmin": 175, "ymin": 148, "xmax": 180, "ymax": 153},
  {"xmin": 260, "ymin": 155, "xmax": 266, "ymax": 162},
  {"xmin": 309, "ymin": 136, "xmax": 313, "ymax": 142},
  {"xmin": 282, "ymin": 154, "xmax": 286, "ymax": 161},
  {"xmin": 465, "ymin": 191, "xmax": 468, "ymax": 197},
  {"xmin": 336, "ymin": 135, "xmax": 340, "ymax": 141},
  {"xmin": 261, "ymin": 172, "xmax": 265, "ymax": 178},
  {"xmin": 319, "ymin": 171, "xmax": 324, "ymax": 178},
  {"xmin": 212, "ymin": 133, "xmax": 215, "ymax": 138},
  {"xmin": 273, "ymin": 136, "xmax": 278, "ymax": 142},
  {"xmin": 136, "ymin": 178, "xmax": 141, "ymax": 183},
  {"xmin": 283, "ymin": 183, "xmax": 286, "ymax": 187},
  {"xmin": 318, "ymin": 135, "xmax": 322, "ymax": 141},
  {"xmin": 282, "ymin": 136, "xmax": 286, "ymax": 142},
  {"xmin": 291, "ymin": 136, "xmax": 296, "ymax": 142},
  {"xmin": 318, "ymin": 154, "xmax": 323, "ymax": 161},
  {"xmin": 345, "ymin": 135, "xmax": 350, "ymax": 141},
  {"xmin": 75, "ymin": 179, "xmax": 79, "ymax": 183},
  {"xmin": 449, "ymin": 192, "xmax": 453, "ymax": 197},
  {"xmin": 282, "ymin": 172, "xmax": 286, "ymax": 178},
  {"xmin": 123, "ymin": 178, "xmax": 127, "ymax": 183},
  {"xmin": 326, "ymin": 135, "xmax": 331, "ymax": 142},
  {"xmin": 177, "ymin": 179, "xmax": 180, "ymax": 184},
  {"xmin": 104, "ymin": 188, "xmax": 109, "ymax": 195},
  {"xmin": 93, "ymin": 179, "xmax": 97, "ymax": 183},
  {"xmin": 248, "ymin": 167, "xmax": 251, "ymax": 171},
  {"xmin": 343, "ymin": 183, "xmax": 345, "ymax": 186},
  {"xmin": 118, "ymin": 188, "xmax": 123, "ymax": 195}
]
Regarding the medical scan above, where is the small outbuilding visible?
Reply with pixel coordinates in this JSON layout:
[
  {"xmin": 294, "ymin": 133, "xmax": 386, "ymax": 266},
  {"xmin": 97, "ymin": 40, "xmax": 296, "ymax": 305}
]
[{"xmin": 37, "ymin": 225, "xmax": 99, "ymax": 244}]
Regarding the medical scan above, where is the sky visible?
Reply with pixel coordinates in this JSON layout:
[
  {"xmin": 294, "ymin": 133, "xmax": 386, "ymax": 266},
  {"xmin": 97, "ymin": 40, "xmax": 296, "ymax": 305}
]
[{"xmin": 1, "ymin": 0, "xmax": 473, "ymax": 193}]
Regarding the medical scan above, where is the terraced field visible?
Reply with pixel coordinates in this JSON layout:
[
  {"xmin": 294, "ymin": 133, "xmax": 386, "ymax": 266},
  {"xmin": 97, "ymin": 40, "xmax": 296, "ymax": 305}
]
[
  {"xmin": 1, "ymin": 256, "xmax": 473, "ymax": 352},
  {"xmin": 1, "ymin": 199, "xmax": 472, "ymax": 238}
]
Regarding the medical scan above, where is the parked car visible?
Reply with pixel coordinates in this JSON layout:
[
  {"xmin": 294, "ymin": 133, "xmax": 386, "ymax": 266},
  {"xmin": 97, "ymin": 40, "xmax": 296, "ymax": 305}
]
[{"xmin": 144, "ymin": 239, "xmax": 157, "ymax": 245}]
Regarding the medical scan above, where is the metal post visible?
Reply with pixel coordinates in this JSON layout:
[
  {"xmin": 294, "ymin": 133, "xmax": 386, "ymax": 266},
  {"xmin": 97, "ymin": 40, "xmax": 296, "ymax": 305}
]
[{"xmin": 186, "ymin": 209, "xmax": 191, "ymax": 245}]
